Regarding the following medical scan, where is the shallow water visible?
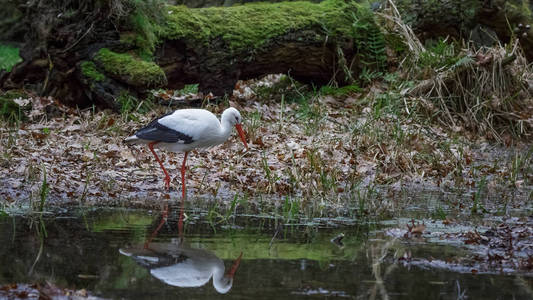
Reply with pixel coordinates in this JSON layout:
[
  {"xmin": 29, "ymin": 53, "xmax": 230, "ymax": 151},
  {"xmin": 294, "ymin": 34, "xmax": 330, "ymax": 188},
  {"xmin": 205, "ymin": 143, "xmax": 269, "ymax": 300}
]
[{"xmin": 1, "ymin": 209, "xmax": 532, "ymax": 299}]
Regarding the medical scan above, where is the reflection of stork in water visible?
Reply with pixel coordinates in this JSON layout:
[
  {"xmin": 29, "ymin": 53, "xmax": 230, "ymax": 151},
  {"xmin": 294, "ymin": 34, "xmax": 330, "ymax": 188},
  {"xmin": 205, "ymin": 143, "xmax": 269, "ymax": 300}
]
[{"xmin": 120, "ymin": 238, "xmax": 243, "ymax": 294}]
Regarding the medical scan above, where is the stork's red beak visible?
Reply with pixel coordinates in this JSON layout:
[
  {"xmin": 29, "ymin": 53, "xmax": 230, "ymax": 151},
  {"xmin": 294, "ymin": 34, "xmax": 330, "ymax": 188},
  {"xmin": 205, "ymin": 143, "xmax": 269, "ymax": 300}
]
[
  {"xmin": 226, "ymin": 252, "xmax": 243, "ymax": 278},
  {"xmin": 235, "ymin": 124, "xmax": 248, "ymax": 149}
]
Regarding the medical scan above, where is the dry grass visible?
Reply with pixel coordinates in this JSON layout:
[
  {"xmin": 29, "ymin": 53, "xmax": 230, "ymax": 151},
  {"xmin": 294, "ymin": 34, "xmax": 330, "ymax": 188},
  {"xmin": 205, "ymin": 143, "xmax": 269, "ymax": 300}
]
[
  {"xmin": 380, "ymin": 0, "xmax": 533, "ymax": 143},
  {"xmin": 410, "ymin": 42, "xmax": 533, "ymax": 142}
]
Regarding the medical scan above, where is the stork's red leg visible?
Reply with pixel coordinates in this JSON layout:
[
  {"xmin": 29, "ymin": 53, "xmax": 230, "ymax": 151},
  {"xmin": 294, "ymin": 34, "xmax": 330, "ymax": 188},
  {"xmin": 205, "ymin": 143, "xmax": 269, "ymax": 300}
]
[
  {"xmin": 181, "ymin": 151, "xmax": 188, "ymax": 199},
  {"xmin": 144, "ymin": 207, "xmax": 168, "ymax": 249},
  {"xmin": 178, "ymin": 197, "xmax": 185, "ymax": 238},
  {"xmin": 148, "ymin": 142, "xmax": 171, "ymax": 190},
  {"xmin": 178, "ymin": 151, "xmax": 189, "ymax": 236}
]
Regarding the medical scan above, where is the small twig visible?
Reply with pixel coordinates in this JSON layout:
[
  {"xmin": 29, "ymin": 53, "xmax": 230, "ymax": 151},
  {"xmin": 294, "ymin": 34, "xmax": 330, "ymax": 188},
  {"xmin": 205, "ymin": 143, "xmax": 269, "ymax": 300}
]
[
  {"xmin": 59, "ymin": 22, "xmax": 95, "ymax": 54},
  {"xmin": 269, "ymin": 225, "xmax": 281, "ymax": 249}
]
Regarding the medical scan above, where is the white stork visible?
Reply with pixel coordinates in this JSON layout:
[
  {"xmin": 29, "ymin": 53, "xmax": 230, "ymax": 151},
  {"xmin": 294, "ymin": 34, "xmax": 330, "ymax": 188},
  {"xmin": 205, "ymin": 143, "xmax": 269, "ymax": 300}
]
[{"xmin": 125, "ymin": 107, "xmax": 248, "ymax": 198}]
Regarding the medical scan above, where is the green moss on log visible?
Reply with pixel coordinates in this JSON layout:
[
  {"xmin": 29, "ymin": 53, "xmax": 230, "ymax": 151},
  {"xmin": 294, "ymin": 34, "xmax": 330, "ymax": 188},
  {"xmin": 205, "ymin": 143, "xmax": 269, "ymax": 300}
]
[
  {"xmin": 80, "ymin": 61, "xmax": 105, "ymax": 82},
  {"xmin": 162, "ymin": 0, "xmax": 376, "ymax": 52},
  {"xmin": 121, "ymin": 0, "xmax": 166, "ymax": 57},
  {"xmin": 129, "ymin": 10, "xmax": 163, "ymax": 57},
  {"xmin": 94, "ymin": 48, "xmax": 167, "ymax": 88}
]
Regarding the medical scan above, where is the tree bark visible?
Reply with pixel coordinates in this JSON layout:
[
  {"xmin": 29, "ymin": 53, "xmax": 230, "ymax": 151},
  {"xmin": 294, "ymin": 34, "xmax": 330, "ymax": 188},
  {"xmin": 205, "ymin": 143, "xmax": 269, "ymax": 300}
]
[{"xmin": 0, "ymin": 0, "xmax": 128, "ymax": 108}]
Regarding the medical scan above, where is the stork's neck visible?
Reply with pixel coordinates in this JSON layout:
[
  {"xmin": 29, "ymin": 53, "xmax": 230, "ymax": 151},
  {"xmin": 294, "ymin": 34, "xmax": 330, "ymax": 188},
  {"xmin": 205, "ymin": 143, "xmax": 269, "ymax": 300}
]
[
  {"xmin": 219, "ymin": 117, "xmax": 233, "ymax": 140},
  {"xmin": 212, "ymin": 263, "xmax": 232, "ymax": 294}
]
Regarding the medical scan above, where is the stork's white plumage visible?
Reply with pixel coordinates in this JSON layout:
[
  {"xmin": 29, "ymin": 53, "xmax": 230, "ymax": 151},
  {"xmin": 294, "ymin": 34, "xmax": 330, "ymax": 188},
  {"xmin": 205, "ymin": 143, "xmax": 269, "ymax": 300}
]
[
  {"xmin": 125, "ymin": 107, "xmax": 248, "ymax": 199},
  {"xmin": 119, "ymin": 239, "xmax": 243, "ymax": 294}
]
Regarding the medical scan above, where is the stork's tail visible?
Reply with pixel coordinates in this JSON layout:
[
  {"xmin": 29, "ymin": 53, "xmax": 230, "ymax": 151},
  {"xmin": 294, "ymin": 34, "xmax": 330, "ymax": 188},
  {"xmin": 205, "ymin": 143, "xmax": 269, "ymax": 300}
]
[{"xmin": 124, "ymin": 135, "xmax": 142, "ymax": 145}]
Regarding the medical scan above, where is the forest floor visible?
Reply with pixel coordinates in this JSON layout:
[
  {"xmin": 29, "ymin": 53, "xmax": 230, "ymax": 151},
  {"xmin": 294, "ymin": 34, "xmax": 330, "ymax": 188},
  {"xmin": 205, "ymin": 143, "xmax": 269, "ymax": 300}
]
[{"xmin": 0, "ymin": 75, "xmax": 531, "ymax": 214}]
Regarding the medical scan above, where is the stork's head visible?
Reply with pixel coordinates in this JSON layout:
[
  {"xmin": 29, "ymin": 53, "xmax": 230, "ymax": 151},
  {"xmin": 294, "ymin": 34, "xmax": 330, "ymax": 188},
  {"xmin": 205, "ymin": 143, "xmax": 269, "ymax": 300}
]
[
  {"xmin": 213, "ymin": 252, "xmax": 243, "ymax": 294},
  {"xmin": 222, "ymin": 107, "xmax": 248, "ymax": 149}
]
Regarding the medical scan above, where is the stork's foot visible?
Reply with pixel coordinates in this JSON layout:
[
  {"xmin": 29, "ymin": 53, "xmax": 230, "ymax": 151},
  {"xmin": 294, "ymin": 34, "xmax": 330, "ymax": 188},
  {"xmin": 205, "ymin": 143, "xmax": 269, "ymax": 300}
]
[
  {"xmin": 144, "ymin": 208, "xmax": 168, "ymax": 249},
  {"xmin": 178, "ymin": 203, "xmax": 184, "ymax": 237}
]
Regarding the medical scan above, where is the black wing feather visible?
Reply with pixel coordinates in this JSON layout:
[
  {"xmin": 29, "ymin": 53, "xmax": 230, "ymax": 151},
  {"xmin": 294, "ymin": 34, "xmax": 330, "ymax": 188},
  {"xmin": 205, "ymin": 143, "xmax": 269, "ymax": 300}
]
[{"xmin": 135, "ymin": 112, "xmax": 194, "ymax": 144}]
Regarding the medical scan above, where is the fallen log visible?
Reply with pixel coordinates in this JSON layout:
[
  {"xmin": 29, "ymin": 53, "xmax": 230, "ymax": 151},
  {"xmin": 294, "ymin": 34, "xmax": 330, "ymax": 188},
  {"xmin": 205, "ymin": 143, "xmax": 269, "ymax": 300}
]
[{"xmin": 1, "ymin": 0, "xmax": 386, "ymax": 109}]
